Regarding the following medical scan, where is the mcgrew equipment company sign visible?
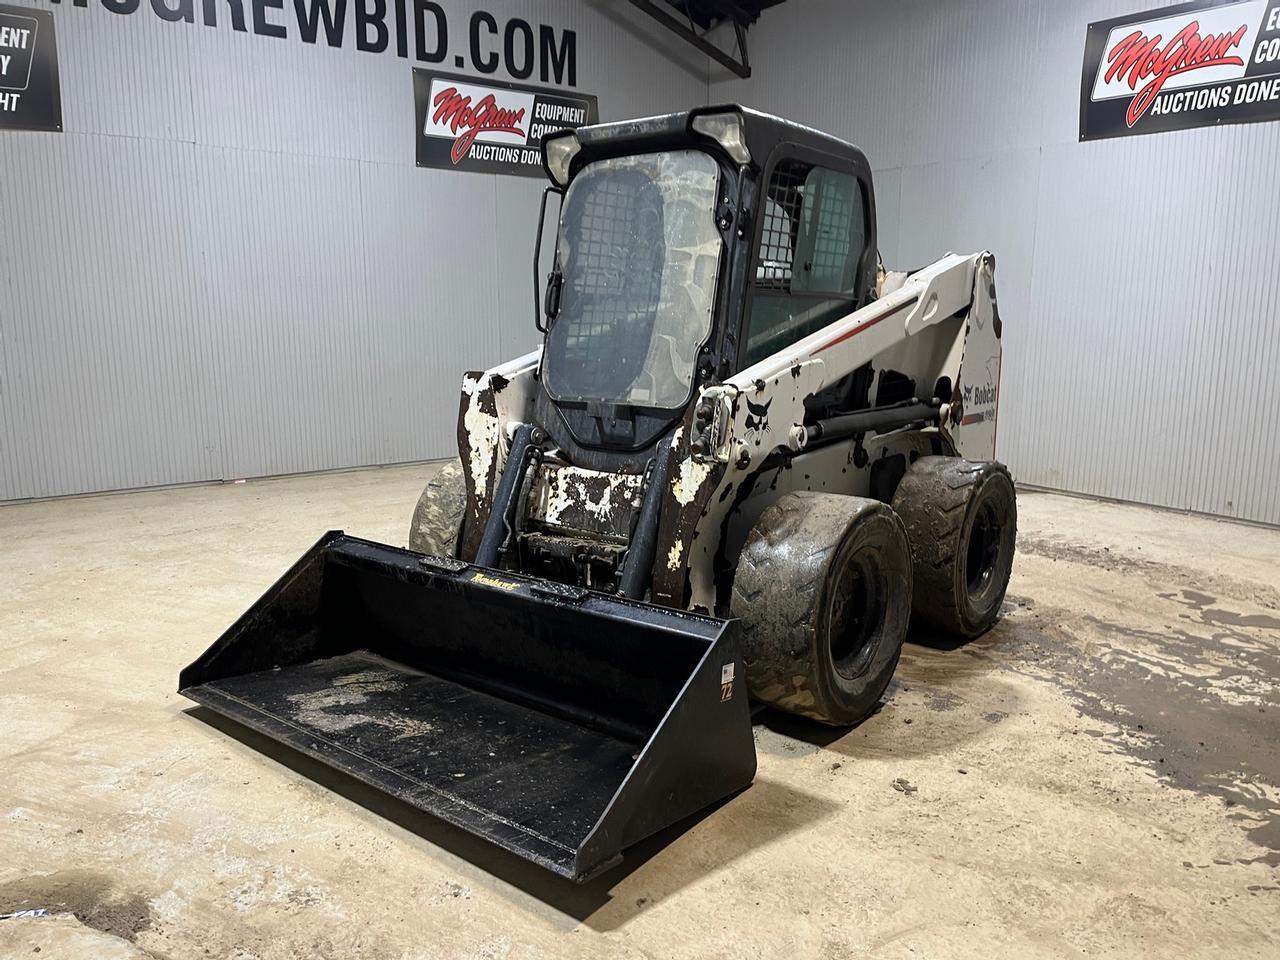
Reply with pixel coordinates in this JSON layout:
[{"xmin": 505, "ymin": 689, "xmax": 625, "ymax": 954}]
[
  {"xmin": 1080, "ymin": 0, "xmax": 1280, "ymax": 140},
  {"xmin": 414, "ymin": 69, "xmax": 598, "ymax": 177}
]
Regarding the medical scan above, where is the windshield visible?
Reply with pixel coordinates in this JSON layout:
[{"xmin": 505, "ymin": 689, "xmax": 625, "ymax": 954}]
[{"xmin": 543, "ymin": 150, "xmax": 722, "ymax": 410}]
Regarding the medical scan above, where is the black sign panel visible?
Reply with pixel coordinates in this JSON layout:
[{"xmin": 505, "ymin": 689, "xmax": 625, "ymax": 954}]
[
  {"xmin": 0, "ymin": 3, "xmax": 61, "ymax": 132},
  {"xmin": 1081, "ymin": 0, "xmax": 1280, "ymax": 140},
  {"xmin": 414, "ymin": 69, "xmax": 598, "ymax": 178}
]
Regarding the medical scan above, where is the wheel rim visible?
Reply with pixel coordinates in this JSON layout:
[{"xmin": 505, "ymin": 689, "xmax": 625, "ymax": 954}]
[
  {"xmin": 828, "ymin": 551, "xmax": 886, "ymax": 680},
  {"xmin": 965, "ymin": 500, "xmax": 1002, "ymax": 600}
]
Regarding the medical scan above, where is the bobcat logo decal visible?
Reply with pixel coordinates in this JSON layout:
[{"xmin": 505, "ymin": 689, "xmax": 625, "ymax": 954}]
[{"xmin": 743, "ymin": 397, "xmax": 772, "ymax": 445}]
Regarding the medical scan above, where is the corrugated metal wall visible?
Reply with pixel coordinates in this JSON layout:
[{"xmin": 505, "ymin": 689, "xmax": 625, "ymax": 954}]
[
  {"xmin": 5, "ymin": 0, "xmax": 1277, "ymax": 526},
  {"xmin": 0, "ymin": 0, "xmax": 709, "ymax": 500},
  {"xmin": 711, "ymin": 0, "xmax": 1280, "ymax": 526}
]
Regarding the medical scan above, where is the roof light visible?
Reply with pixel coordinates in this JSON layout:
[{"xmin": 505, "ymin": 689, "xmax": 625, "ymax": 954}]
[
  {"xmin": 691, "ymin": 111, "xmax": 750, "ymax": 165},
  {"xmin": 543, "ymin": 132, "xmax": 582, "ymax": 188}
]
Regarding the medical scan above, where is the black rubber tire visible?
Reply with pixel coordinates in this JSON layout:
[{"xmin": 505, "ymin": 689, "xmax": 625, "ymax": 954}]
[
  {"xmin": 731, "ymin": 492, "xmax": 913, "ymax": 726},
  {"xmin": 408, "ymin": 459, "xmax": 466, "ymax": 558},
  {"xmin": 891, "ymin": 456, "xmax": 1017, "ymax": 639}
]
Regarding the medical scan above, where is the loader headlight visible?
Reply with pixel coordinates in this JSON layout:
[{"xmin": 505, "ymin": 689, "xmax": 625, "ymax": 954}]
[
  {"xmin": 690, "ymin": 110, "xmax": 751, "ymax": 165},
  {"xmin": 543, "ymin": 131, "xmax": 582, "ymax": 188}
]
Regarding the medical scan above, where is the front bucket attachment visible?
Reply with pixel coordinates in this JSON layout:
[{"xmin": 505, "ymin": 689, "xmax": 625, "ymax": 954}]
[{"xmin": 179, "ymin": 532, "xmax": 755, "ymax": 881}]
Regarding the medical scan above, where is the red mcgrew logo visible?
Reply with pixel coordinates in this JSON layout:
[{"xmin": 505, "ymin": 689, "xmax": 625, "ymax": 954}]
[
  {"xmin": 431, "ymin": 87, "xmax": 528, "ymax": 164},
  {"xmin": 1105, "ymin": 19, "xmax": 1250, "ymax": 126}
]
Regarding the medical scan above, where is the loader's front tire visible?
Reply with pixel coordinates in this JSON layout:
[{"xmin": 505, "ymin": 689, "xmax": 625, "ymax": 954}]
[
  {"xmin": 732, "ymin": 493, "xmax": 913, "ymax": 726},
  {"xmin": 891, "ymin": 456, "xmax": 1017, "ymax": 639},
  {"xmin": 409, "ymin": 459, "xmax": 466, "ymax": 558}
]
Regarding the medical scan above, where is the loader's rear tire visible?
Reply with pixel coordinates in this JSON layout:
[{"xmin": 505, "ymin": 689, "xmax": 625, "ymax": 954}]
[
  {"xmin": 408, "ymin": 459, "xmax": 466, "ymax": 558},
  {"xmin": 732, "ymin": 493, "xmax": 913, "ymax": 726},
  {"xmin": 891, "ymin": 456, "xmax": 1017, "ymax": 639}
]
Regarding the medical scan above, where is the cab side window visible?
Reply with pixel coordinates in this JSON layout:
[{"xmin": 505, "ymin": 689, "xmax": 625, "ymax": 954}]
[{"xmin": 745, "ymin": 160, "xmax": 866, "ymax": 366}]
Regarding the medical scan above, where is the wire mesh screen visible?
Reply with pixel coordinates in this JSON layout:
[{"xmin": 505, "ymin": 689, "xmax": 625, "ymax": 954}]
[
  {"xmin": 755, "ymin": 160, "xmax": 862, "ymax": 294},
  {"xmin": 543, "ymin": 151, "xmax": 722, "ymax": 409},
  {"xmin": 801, "ymin": 167, "xmax": 861, "ymax": 293},
  {"xmin": 553, "ymin": 169, "xmax": 663, "ymax": 399},
  {"xmin": 745, "ymin": 159, "xmax": 866, "ymax": 366},
  {"xmin": 756, "ymin": 160, "xmax": 809, "ymax": 291}
]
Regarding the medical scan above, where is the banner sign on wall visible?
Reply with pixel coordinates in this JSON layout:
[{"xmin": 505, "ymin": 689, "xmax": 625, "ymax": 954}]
[
  {"xmin": 0, "ymin": 3, "xmax": 61, "ymax": 132},
  {"xmin": 414, "ymin": 69, "xmax": 598, "ymax": 178},
  {"xmin": 1081, "ymin": 0, "xmax": 1280, "ymax": 140}
]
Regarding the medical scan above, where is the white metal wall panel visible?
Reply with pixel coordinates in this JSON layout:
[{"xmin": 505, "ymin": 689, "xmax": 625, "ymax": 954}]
[
  {"xmin": 870, "ymin": 166, "xmax": 901, "ymax": 268},
  {"xmin": 492, "ymin": 174, "xmax": 551, "ymax": 361},
  {"xmin": 895, "ymin": 147, "xmax": 1043, "ymax": 471},
  {"xmin": 194, "ymin": 146, "xmax": 376, "ymax": 479},
  {"xmin": 357, "ymin": 161, "xmax": 506, "ymax": 464},
  {"xmin": 54, "ymin": 8, "xmax": 198, "ymax": 141},
  {"xmin": 188, "ymin": 22, "xmax": 401, "ymax": 164},
  {"xmin": 0, "ymin": 0, "xmax": 709, "ymax": 500},
  {"xmin": 9, "ymin": 0, "xmax": 1273, "ymax": 523},
  {"xmin": 712, "ymin": 0, "xmax": 1280, "ymax": 525},
  {"xmin": 0, "ymin": 132, "xmax": 217, "ymax": 498}
]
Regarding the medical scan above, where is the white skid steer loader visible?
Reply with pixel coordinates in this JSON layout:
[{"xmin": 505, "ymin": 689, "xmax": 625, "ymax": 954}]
[{"xmin": 181, "ymin": 106, "xmax": 1015, "ymax": 882}]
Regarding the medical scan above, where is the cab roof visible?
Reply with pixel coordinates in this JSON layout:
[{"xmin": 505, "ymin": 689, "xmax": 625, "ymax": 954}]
[{"xmin": 550, "ymin": 104, "xmax": 871, "ymax": 182}]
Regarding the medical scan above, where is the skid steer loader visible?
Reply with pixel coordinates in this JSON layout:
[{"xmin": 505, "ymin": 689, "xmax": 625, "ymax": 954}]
[{"xmin": 180, "ymin": 106, "xmax": 1015, "ymax": 882}]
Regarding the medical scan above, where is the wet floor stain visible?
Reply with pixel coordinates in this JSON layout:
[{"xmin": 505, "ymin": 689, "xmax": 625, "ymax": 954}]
[
  {"xmin": 976, "ymin": 578, "xmax": 1280, "ymax": 867},
  {"xmin": 923, "ymin": 690, "xmax": 962, "ymax": 712},
  {"xmin": 759, "ymin": 537, "xmax": 1280, "ymax": 870},
  {"xmin": 1021, "ymin": 535, "xmax": 1280, "ymax": 612},
  {"xmin": 0, "ymin": 869, "xmax": 153, "ymax": 941},
  {"xmin": 1161, "ymin": 587, "xmax": 1280, "ymax": 630}
]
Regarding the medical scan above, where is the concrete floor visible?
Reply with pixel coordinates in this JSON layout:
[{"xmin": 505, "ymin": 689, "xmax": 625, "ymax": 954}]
[{"xmin": 1, "ymin": 464, "xmax": 1277, "ymax": 959}]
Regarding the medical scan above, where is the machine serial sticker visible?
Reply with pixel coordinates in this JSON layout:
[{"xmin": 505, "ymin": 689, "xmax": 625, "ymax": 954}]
[{"xmin": 720, "ymin": 662, "xmax": 735, "ymax": 701}]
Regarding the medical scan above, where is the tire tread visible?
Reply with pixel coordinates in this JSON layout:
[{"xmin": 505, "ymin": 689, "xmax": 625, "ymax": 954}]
[
  {"xmin": 732, "ymin": 492, "xmax": 911, "ymax": 725},
  {"xmin": 891, "ymin": 456, "xmax": 1016, "ymax": 637},
  {"xmin": 408, "ymin": 460, "xmax": 467, "ymax": 557}
]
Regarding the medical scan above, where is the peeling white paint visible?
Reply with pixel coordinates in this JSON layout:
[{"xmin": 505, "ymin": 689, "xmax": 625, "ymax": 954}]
[
  {"xmin": 530, "ymin": 465, "xmax": 641, "ymax": 531},
  {"xmin": 537, "ymin": 473, "xmax": 578, "ymax": 526},
  {"xmin": 667, "ymin": 425, "xmax": 714, "ymax": 506},
  {"xmin": 672, "ymin": 455, "xmax": 712, "ymax": 507},
  {"xmin": 461, "ymin": 375, "xmax": 502, "ymax": 519},
  {"xmin": 667, "ymin": 540, "xmax": 684, "ymax": 571},
  {"xmin": 584, "ymin": 482, "xmax": 615, "ymax": 520}
]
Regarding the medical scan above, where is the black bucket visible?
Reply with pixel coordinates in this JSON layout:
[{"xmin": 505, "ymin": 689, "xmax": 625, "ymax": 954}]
[{"xmin": 179, "ymin": 532, "xmax": 756, "ymax": 881}]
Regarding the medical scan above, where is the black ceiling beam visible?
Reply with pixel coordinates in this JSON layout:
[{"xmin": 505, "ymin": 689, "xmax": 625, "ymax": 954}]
[{"xmin": 628, "ymin": 0, "xmax": 753, "ymax": 79}]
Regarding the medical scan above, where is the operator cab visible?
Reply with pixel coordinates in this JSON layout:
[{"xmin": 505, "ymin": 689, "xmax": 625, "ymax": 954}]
[{"xmin": 535, "ymin": 106, "xmax": 878, "ymax": 465}]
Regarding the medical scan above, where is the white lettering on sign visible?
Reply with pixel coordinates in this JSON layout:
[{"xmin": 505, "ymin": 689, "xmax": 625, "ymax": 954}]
[
  {"xmin": 0, "ymin": 13, "xmax": 37, "ymax": 93},
  {"xmin": 1234, "ymin": 75, "xmax": 1280, "ymax": 102},
  {"xmin": 533, "ymin": 100, "xmax": 586, "ymax": 125},
  {"xmin": 0, "ymin": 91, "xmax": 20, "ymax": 111},
  {"xmin": 0, "ymin": 26, "xmax": 31, "ymax": 49}
]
